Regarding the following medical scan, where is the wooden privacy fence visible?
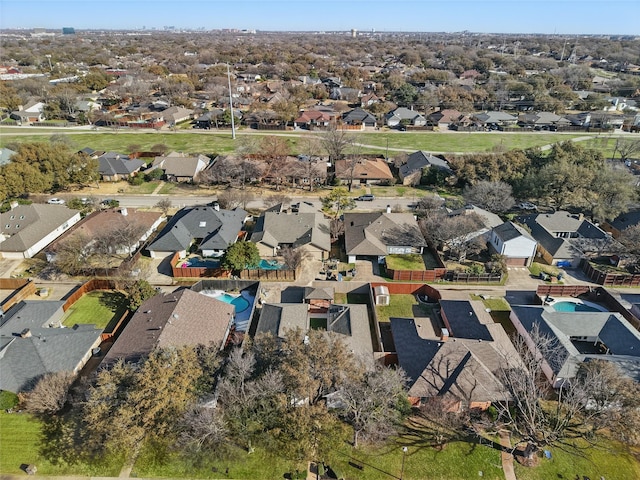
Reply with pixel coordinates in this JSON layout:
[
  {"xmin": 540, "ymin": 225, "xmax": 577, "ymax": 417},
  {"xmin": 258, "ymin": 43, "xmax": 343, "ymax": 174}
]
[
  {"xmin": 536, "ymin": 284, "xmax": 591, "ymax": 299},
  {"xmin": 444, "ymin": 271, "xmax": 503, "ymax": 283},
  {"xmin": 240, "ymin": 268, "xmax": 296, "ymax": 281},
  {"xmin": 581, "ymin": 260, "xmax": 640, "ymax": 287},
  {"xmin": 62, "ymin": 279, "xmax": 117, "ymax": 312},
  {"xmin": 386, "ymin": 267, "xmax": 446, "ymax": 282},
  {"xmin": 0, "ymin": 279, "xmax": 36, "ymax": 313}
]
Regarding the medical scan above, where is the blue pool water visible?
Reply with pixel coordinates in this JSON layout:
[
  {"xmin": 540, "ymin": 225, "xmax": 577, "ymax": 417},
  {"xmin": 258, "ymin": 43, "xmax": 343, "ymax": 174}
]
[
  {"xmin": 215, "ymin": 293, "xmax": 250, "ymax": 313},
  {"xmin": 258, "ymin": 259, "xmax": 283, "ymax": 270},
  {"xmin": 553, "ymin": 301, "xmax": 604, "ymax": 313},
  {"xmin": 184, "ymin": 258, "xmax": 221, "ymax": 268}
]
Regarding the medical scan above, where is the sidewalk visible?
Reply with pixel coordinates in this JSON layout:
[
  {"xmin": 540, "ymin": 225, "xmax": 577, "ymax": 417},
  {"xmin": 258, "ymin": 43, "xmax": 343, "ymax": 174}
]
[{"xmin": 499, "ymin": 430, "xmax": 517, "ymax": 480}]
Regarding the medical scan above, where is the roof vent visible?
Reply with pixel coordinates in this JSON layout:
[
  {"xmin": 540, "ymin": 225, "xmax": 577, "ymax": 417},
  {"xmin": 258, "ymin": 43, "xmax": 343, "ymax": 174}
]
[
  {"xmin": 20, "ymin": 328, "xmax": 32, "ymax": 338},
  {"xmin": 199, "ymin": 221, "xmax": 207, "ymax": 227}
]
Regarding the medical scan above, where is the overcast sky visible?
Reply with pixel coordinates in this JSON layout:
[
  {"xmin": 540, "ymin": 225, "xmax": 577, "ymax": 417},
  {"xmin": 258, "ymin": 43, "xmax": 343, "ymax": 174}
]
[{"xmin": 1, "ymin": 0, "xmax": 639, "ymax": 35}]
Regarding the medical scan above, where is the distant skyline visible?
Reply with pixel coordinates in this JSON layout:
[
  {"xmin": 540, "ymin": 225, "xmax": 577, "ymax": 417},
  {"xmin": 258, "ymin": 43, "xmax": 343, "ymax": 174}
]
[{"xmin": 1, "ymin": 0, "xmax": 639, "ymax": 35}]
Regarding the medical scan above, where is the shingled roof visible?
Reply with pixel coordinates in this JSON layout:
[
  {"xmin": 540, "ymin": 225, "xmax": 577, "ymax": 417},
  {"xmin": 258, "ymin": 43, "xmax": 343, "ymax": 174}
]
[{"xmin": 0, "ymin": 300, "xmax": 101, "ymax": 393}]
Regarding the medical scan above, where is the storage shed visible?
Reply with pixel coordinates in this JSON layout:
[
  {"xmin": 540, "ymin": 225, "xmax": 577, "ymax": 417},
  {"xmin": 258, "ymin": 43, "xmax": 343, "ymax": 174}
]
[{"xmin": 374, "ymin": 285, "xmax": 390, "ymax": 306}]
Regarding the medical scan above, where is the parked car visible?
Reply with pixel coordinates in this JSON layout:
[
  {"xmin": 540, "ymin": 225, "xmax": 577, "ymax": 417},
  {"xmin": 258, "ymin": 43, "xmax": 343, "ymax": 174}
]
[
  {"xmin": 356, "ymin": 194, "xmax": 375, "ymax": 201},
  {"xmin": 518, "ymin": 202, "xmax": 537, "ymax": 210},
  {"xmin": 47, "ymin": 198, "xmax": 65, "ymax": 205}
]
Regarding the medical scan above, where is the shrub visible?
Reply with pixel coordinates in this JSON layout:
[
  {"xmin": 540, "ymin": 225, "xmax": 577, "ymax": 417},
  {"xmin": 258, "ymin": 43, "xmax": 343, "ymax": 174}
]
[
  {"xmin": 128, "ymin": 175, "xmax": 145, "ymax": 186},
  {"xmin": 0, "ymin": 390, "xmax": 19, "ymax": 409}
]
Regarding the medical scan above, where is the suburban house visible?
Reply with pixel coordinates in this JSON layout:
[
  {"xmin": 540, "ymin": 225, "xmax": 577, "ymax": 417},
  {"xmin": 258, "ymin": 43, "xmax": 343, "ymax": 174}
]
[
  {"xmin": 344, "ymin": 211, "xmax": 427, "ymax": 264},
  {"xmin": 427, "ymin": 109, "xmax": 462, "ymax": 130},
  {"xmin": 10, "ymin": 100, "xmax": 46, "ymax": 124},
  {"xmin": 101, "ymin": 289, "xmax": 234, "ymax": 366},
  {"xmin": 398, "ymin": 151, "xmax": 452, "ymax": 186},
  {"xmin": 1, "ymin": 204, "xmax": 81, "ymax": 259},
  {"xmin": 334, "ymin": 157, "xmax": 393, "ymax": 186},
  {"xmin": 0, "ymin": 300, "xmax": 102, "ymax": 393},
  {"xmin": 330, "ymin": 87, "xmax": 361, "ymax": 102},
  {"xmin": 519, "ymin": 211, "xmax": 612, "ymax": 267},
  {"xmin": 360, "ymin": 92, "xmax": 381, "ymax": 107},
  {"xmin": 385, "ymin": 107, "xmax": 427, "ymax": 128},
  {"xmin": 255, "ymin": 302, "xmax": 373, "ymax": 356},
  {"xmin": 97, "ymin": 152, "xmax": 146, "ymax": 181},
  {"xmin": 151, "ymin": 152, "xmax": 210, "ymax": 182},
  {"xmin": 46, "ymin": 208, "xmax": 163, "ymax": 261},
  {"xmin": 510, "ymin": 305, "xmax": 640, "ymax": 387},
  {"xmin": 147, "ymin": 205, "xmax": 248, "ymax": 259},
  {"xmin": 518, "ymin": 112, "xmax": 571, "ymax": 130},
  {"xmin": 471, "ymin": 111, "xmax": 518, "ymax": 128},
  {"xmin": 341, "ymin": 107, "xmax": 377, "ymax": 128},
  {"xmin": 156, "ymin": 105, "xmax": 194, "ymax": 125},
  {"xmin": 293, "ymin": 109, "xmax": 335, "ymax": 130},
  {"xmin": 250, "ymin": 202, "xmax": 330, "ymax": 261},
  {"xmin": 448, "ymin": 204, "xmax": 504, "ymax": 242},
  {"xmin": 602, "ymin": 210, "xmax": 640, "ymax": 238},
  {"xmin": 390, "ymin": 300, "xmax": 520, "ymax": 411},
  {"xmin": 489, "ymin": 221, "xmax": 538, "ymax": 266}
]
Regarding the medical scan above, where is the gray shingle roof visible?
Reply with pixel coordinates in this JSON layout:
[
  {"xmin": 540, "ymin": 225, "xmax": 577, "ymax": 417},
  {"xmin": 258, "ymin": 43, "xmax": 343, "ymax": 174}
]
[
  {"xmin": 148, "ymin": 206, "xmax": 247, "ymax": 253},
  {"xmin": 98, "ymin": 153, "xmax": 145, "ymax": 176},
  {"xmin": 440, "ymin": 300, "xmax": 494, "ymax": 342},
  {"xmin": 102, "ymin": 289, "xmax": 234, "ymax": 366},
  {"xmin": 1, "ymin": 204, "xmax": 81, "ymax": 254},
  {"xmin": 399, "ymin": 151, "xmax": 452, "ymax": 178},
  {"xmin": 510, "ymin": 305, "xmax": 640, "ymax": 380},
  {"xmin": 250, "ymin": 211, "xmax": 330, "ymax": 252},
  {"xmin": 0, "ymin": 301, "xmax": 101, "ymax": 393},
  {"xmin": 344, "ymin": 212, "xmax": 426, "ymax": 256},
  {"xmin": 493, "ymin": 221, "xmax": 535, "ymax": 243}
]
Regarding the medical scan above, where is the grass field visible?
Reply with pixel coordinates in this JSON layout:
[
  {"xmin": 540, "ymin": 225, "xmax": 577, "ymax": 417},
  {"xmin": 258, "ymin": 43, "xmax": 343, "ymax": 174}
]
[
  {"xmin": 0, "ymin": 128, "xmax": 594, "ymax": 156},
  {"xmin": 385, "ymin": 254, "xmax": 427, "ymax": 271},
  {"xmin": 0, "ymin": 412, "xmax": 123, "ymax": 476},
  {"xmin": 514, "ymin": 438, "xmax": 640, "ymax": 480},
  {"xmin": 61, "ymin": 290, "xmax": 128, "ymax": 330},
  {"xmin": 376, "ymin": 294, "xmax": 430, "ymax": 322}
]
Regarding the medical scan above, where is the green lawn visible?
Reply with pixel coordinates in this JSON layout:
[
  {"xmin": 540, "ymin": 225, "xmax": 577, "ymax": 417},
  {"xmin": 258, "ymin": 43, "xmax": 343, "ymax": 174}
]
[
  {"xmin": 0, "ymin": 412, "xmax": 123, "ymax": 476},
  {"xmin": 61, "ymin": 290, "xmax": 128, "ymax": 330},
  {"xmin": 376, "ymin": 294, "xmax": 431, "ymax": 323},
  {"xmin": 385, "ymin": 254, "xmax": 426, "ymax": 271},
  {"xmin": 310, "ymin": 317, "xmax": 327, "ymax": 330},
  {"xmin": 133, "ymin": 440, "xmax": 304, "ymax": 479},
  {"xmin": 514, "ymin": 438, "xmax": 640, "ymax": 480},
  {"xmin": 0, "ymin": 129, "xmax": 593, "ymax": 157},
  {"xmin": 528, "ymin": 261, "xmax": 560, "ymax": 278},
  {"xmin": 352, "ymin": 131, "xmax": 590, "ymax": 153}
]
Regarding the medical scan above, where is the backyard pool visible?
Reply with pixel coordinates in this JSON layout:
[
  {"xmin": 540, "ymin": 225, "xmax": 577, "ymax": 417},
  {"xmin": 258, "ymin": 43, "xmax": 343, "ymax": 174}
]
[
  {"xmin": 199, "ymin": 289, "xmax": 255, "ymax": 332},
  {"xmin": 180, "ymin": 257, "xmax": 221, "ymax": 268},
  {"xmin": 258, "ymin": 259, "xmax": 284, "ymax": 270},
  {"xmin": 552, "ymin": 300, "xmax": 608, "ymax": 313}
]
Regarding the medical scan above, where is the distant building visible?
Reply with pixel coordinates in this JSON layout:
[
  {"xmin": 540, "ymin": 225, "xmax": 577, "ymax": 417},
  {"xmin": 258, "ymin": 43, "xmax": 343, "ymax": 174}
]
[{"xmin": 62, "ymin": 27, "xmax": 75, "ymax": 34}]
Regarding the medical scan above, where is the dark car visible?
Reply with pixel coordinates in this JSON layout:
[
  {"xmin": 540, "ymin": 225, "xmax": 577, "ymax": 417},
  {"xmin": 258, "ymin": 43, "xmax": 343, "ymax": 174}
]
[{"xmin": 356, "ymin": 194, "xmax": 375, "ymax": 201}]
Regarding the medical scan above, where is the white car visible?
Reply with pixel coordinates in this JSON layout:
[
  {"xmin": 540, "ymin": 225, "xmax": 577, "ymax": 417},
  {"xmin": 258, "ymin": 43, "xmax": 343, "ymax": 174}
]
[
  {"xmin": 518, "ymin": 202, "xmax": 537, "ymax": 210},
  {"xmin": 47, "ymin": 198, "xmax": 65, "ymax": 205}
]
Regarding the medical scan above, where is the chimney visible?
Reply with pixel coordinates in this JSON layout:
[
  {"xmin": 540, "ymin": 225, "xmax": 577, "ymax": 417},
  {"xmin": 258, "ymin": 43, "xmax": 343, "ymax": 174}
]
[
  {"xmin": 213, "ymin": 203, "xmax": 220, "ymax": 211},
  {"xmin": 9, "ymin": 201, "xmax": 19, "ymax": 210},
  {"xmin": 440, "ymin": 328, "xmax": 449, "ymax": 342},
  {"xmin": 386, "ymin": 205, "xmax": 391, "ymax": 214},
  {"xmin": 578, "ymin": 213, "xmax": 584, "ymax": 221},
  {"xmin": 120, "ymin": 207, "xmax": 128, "ymax": 216},
  {"xmin": 20, "ymin": 328, "xmax": 32, "ymax": 338}
]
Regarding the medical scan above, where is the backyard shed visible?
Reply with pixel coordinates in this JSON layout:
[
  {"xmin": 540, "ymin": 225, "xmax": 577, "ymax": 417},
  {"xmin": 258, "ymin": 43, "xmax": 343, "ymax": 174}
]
[{"xmin": 374, "ymin": 285, "xmax": 390, "ymax": 306}]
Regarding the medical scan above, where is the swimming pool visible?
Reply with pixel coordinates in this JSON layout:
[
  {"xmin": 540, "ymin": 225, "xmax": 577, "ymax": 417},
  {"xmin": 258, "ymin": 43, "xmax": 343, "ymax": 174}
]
[
  {"xmin": 214, "ymin": 293, "xmax": 250, "ymax": 313},
  {"xmin": 179, "ymin": 257, "xmax": 221, "ymax": 268},
  {"xmin": 258, "ymin": 259, "xmax": 283, "ymax": 270},
  {"xmin": 552, "ymin": 300, "xmax": 607, "ymax": 313}
]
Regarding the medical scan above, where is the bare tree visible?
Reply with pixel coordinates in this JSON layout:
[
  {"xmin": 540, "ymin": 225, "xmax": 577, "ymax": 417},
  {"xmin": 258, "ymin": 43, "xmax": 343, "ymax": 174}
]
[
  {"xmin": 330, "ymin": 218, "xmax": 345, "ymax": 242},
  {"xmin": 95, "ymin": 221, "xmax": 147, "ymax": 258},
  {"xmin": 154, "ymin": 198, "xmax": 172, "ymax": 216},
  {"xmin": 463, "ymin": 180, "xmax": 515, "ymax": 212},
  {"xmin": 52, "ymin": 232, "xmax": 94, "ymax": 275},
  {"xmin": 176, "ymin": 404, "xmax": 228, "ymax": 453},
  {"xmin": 333, "ymin": 363, "xmax": 407, "ymax": 447},
  {"xmin": 24, "ymin": 371, "xmax": 75, "ymax": 415},
  {"xmin": 420, "ymin": 212, "xmax": 484, "ymax": 261},
  {"xmin": 217, "ymin": 189, "xmax": 254, "ymax": 210},
  {"xmin": 321, "ymin": 125, "xmax": 355, "ymax": 165},
  {"xmin": 264, "ymin": 193, "xmax": 292, "ymax": 209},
  {"xmin": 280, "ymin": 246, "xmax": 311, "ymax": 270},
  {"xmin": 612, "ymin": 138, "xmax": 640, "ymax": 162}
]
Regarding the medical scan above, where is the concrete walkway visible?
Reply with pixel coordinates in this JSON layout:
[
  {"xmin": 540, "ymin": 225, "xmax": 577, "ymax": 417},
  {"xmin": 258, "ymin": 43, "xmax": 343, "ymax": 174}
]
[
  {"xmin": 150, "ymin": 181, "xmax": 165, "ymax": 195},
  {"xmin": 499, "ymin": 431, "xmax": 518, "ymax": 480}
]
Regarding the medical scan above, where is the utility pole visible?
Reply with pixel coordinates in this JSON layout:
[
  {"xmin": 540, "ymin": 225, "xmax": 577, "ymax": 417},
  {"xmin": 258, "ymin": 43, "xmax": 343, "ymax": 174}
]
[{"xmin": 227, "ymin": 63, "xmax": 236, "ymax": 140}]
